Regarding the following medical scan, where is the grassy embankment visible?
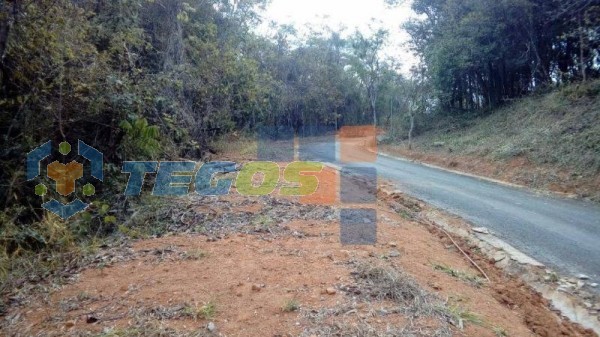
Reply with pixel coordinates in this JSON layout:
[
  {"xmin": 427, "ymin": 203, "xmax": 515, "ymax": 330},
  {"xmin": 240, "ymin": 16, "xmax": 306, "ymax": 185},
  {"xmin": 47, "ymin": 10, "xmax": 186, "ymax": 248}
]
[{"xmin": 383, "ymin": 80, "xmax": 600, "ymax": 201}]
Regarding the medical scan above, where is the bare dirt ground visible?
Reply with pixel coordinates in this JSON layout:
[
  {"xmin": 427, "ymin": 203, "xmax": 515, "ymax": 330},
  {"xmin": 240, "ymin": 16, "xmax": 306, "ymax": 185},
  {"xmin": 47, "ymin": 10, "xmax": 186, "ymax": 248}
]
[{"xmin": 2, "ymin": 142, "xmax": 597, "ymax": 336}]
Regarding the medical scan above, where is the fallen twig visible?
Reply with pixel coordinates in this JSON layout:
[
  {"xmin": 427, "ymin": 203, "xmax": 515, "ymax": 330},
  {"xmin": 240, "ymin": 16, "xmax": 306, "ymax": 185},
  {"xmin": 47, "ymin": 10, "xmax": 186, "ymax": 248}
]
[
  {"xmin": 434, "ymin": 222, "xmax": 491, "ymax": 283},
  {"xmin": 379, "ymin": 203, "xmax": 491, "ymax": 283}
]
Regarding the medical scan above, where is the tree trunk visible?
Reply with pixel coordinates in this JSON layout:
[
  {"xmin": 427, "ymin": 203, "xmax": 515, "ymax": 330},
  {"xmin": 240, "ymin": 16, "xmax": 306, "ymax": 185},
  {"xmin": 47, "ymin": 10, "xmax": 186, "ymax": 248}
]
[
  {"xmin": 368, "ymin": 83, "xmax": 377, "ymax": 127},
  {"xmin": 0, "ymin": 12, "xmax": 9, "ymax": 62},
  {"xmin": 0, "ymin": 0, "xmax": 18, "ymax": 60},
  {"xmin": 408, "ymin": 111, "xmax": 415, "ymax": 150},
  {"xmin": 0, "ymin": 1, "xmax": 17, "ymax": 93},
  {"xmin": 372, "ymin": 101, "xmax": 377, "ymax": 127},
  {"xmin": 579, "ymin": 14, "xmax": 587, "ymax": 82}
]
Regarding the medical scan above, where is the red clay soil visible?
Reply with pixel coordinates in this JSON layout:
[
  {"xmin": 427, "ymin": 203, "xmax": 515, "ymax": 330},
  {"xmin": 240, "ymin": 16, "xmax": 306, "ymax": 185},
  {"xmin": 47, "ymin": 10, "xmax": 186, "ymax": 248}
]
[
  {"xmin": 424, "ymin": 223, "xmax": 596, "ymax": 337},
  {"xmin": 6, "ymin": 184, "xmax": 597, "ymax": 336}
]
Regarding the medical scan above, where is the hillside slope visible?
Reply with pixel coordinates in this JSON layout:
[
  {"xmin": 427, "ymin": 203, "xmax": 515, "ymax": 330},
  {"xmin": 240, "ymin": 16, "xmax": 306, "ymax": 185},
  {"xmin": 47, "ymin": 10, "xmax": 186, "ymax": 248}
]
[{"xmin": 383, "ymin": 80, "xmax": 600, "ymax": 202}]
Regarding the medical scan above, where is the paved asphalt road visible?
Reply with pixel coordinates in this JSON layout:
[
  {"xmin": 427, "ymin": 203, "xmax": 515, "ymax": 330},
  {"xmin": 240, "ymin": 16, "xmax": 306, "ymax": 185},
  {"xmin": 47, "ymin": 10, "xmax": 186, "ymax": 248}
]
[{"xmin": 301, "ymin": 140, "xmax": 600, "ymax": 281}]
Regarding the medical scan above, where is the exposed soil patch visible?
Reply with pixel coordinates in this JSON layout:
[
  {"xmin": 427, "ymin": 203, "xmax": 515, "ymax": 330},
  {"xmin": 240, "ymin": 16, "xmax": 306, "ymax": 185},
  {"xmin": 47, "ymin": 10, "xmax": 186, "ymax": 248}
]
[
  {"xmin": 425, "ymin": 223, "xmax": 596, "ymax": 337},
  {"xmin": 2, "ymin": 167, "xmax": 596, "ymax": 336}
]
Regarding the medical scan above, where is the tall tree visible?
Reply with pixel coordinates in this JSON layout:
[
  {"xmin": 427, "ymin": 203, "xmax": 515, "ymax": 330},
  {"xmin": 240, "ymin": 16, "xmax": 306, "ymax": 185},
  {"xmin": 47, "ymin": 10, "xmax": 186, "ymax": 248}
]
[{"xmin": 350, "ymin": 28, "xmax": 389, "ymax": 127}]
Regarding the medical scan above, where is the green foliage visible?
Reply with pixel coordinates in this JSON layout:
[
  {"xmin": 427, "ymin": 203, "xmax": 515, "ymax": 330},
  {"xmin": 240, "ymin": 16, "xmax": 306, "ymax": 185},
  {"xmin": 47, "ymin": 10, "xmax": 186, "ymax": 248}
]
[
  {"xmin": 433, "ymin": 263, "xmax": 484, "ymax": 287},
  {"xmin": 0, "ymin": 0, "xmax": 413, "ymax": 316},
  {"xmin": 1, "ymin": 1, "xmax": 597, "ymax": 330},
  {"xmin": 119, "ymin": 117, "xmax": 162, "ymax": 159},
  {"xmin": 392, "ymin": 80, "xmax": 600, "ymax": 201},
  {"xmin": 349, "ymin": 28, "xmax": 389, "ymax": 126},
  {"xmin": 403, "ymin": 0, "xmax": 600, "ymax": 112},
  {"xmin": 183, "ymin": 301, "xmax": 217, "ymax": 320},
  {"xmin": 118, "ymin": 224, "xmax": 146, "ymax": 240},
  {"xmin": 560, "ymin": 79, "xmax": 600, "ymax": 100}
]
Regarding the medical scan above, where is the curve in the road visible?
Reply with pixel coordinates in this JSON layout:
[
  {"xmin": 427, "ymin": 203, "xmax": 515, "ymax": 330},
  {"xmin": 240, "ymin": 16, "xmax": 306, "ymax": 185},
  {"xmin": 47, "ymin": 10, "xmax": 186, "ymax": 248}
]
[{"xmin": 303, "ymin": 140, "xmax": 600, "ymax": 281}]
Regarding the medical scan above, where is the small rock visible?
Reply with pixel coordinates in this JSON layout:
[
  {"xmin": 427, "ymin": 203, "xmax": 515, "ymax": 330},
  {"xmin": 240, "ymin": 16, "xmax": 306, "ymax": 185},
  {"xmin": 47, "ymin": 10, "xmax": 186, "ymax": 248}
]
[
  {"xmin": 558, "ymin": 285, "xmax": 573, "ymax": 293},
  {"xmin": 251, "ymin": 284, "xmax": 264, "ymax": 292},
  {"xmin": 493, "ymin": 252, "xmax": 506, "ymax": 262},
  {"xmin": 429, "ymin": 282, "xmax": 442, "ymax": 290},
  {"xmin": 584, "ymin": 302, "xmax": 593, "ymax": 309},
  {"xmin": 569, "ymin": 278, "xmax": 579, "ymax": 283},
  {"xmin": 326, "ymin": 287, "xmax": 337, "ymax": 295},
  {"xmin": 590, "ymin": 283, "xmax": 598, "ymax": 288},
  {"xmin": 472, "ymin": 227, "xmax": 490, "ymax": 234},
  {"xmin": 207, "ymin": 322, "xmax": 216, "ymax": 332},
  {"xmin": 388, "ymin": 250, "xmax": 401, "ymax": 258},
  {"xmin": 388, "ymin": 242, "xmax": 398, "ymax": 248},
  {"xmin": 577, "ymin": 281, "xmax": 586, "ymax": 289},
  {"xmin": 86, "ymin": 316, "xmax": 99, "ymax": 324},
  {"xmin": 64, "ymin": 321, "xmax": 75, "ymax": 329},
  {"xmin": 578, "ymin": 274, "xmax": 590, "ymax": 280}
]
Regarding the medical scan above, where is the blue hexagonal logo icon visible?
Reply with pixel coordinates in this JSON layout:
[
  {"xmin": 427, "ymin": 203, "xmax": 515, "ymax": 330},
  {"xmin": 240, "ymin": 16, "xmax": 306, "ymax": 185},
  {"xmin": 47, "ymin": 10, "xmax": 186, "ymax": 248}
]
[{"xmin": 27, "ymin": 140, "xmax": 104, "ymax": 220}]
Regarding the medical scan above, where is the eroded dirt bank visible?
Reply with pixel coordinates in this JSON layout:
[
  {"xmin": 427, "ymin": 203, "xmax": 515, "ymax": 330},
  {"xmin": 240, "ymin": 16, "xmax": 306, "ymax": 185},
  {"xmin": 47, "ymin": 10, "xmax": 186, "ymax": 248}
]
[{"xmin": 380, "ymin": 144, "xmax": 600, "ymax": 202}]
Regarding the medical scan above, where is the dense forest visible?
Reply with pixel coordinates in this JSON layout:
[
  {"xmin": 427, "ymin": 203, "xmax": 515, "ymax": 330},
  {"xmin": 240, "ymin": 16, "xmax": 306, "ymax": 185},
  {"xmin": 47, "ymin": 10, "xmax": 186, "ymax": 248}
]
[
  {"xmin": 1, "ymin": 0, "xmax": 598, "ymax": 162},
  {"xmin": 402, "ymin": 0, "xmax": 600, "ymax": 111},
  {"xmin": 0, "ymin": 0, "xmax": 599, "ymax": 286}
]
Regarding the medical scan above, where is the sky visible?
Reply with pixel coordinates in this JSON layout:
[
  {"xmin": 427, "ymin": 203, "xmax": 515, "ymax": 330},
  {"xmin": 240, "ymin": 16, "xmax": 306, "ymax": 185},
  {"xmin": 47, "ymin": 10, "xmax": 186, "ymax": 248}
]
[{"xmin": 256, "ymin": 0, "xmax": 419, "ymax": 74}]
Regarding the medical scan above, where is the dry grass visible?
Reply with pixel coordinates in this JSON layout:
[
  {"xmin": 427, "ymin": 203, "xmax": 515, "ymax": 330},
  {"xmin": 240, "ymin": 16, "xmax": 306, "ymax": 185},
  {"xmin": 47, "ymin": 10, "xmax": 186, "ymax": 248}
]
[
  {"xmin": 353, "ymin": 262, "xmax": 448, "ymax": 317},
  {"xmin": 389, "ymin": 79, "xmax": 600, "ymax": 201},
  {"xmin": 182, "ymin": 249, "xmax": 208, "ymax": 260},
  {"xmin": 300, "ymin": 261, "xmax": 453, "ymax": 337},
  {"xmin": 301, "ymin": 322, "xmax": 452, "ymax": 337},
  {"xmin": 432, "ymin": 263, "xmax": 484, "ymax": 288},
  {"xmin": 93, "ymin": 318, "xmax": 215, "ymax": 337},
  {"xmin": 282, "ymin": 299, "xmax": 300, "ymax": 312},
  {"xmin": 446, "ymin": 304, "xmax": 484, "ymax": 330},
  {"xmin": 211, "ymin": 133, "xmax": 257, "ymax": 159}
]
